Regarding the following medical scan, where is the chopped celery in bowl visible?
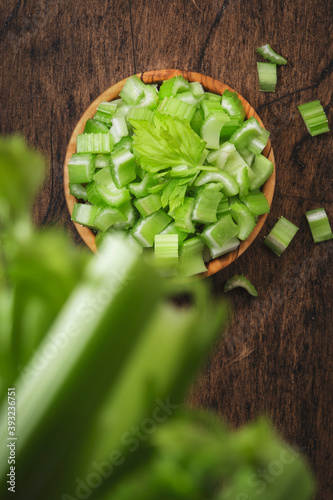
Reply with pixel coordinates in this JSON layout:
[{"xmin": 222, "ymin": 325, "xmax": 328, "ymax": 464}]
[{"xmin": 64, "ymin": 69, "xmax": 275, "ymax": 277}]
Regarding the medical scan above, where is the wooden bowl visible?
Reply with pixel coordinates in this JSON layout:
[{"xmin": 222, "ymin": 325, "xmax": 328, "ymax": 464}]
[{"xmin": 64, "ymin": 69, "xmax": 275, "ymax": 277}]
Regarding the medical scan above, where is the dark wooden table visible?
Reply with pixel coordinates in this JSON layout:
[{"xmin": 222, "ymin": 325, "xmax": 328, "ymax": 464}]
[{"xmin": 1, "ymin": 0, "xmax": 332, "ymax": 498}]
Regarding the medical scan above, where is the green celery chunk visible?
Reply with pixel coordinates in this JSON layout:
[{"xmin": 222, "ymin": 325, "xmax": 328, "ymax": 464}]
[
  {"xmin": 131, "ymin": 209, "xmax": 171, "ymax": 247},
  {"xmin": 119, "ymin": 75, "xmax": 145, "ymax": 105},
  {"xmin": 154, "ymin": 234, "xmax": 179, "ymax": 270},
  {"xmin": 112, "ymin": 136, "xmax": 133, "ymax": 154},
  {"xmin": 201, "ymin": 114, "xmax": 230, "ymax": 149},
  {"xmin": 86, "ymin": 181, "xmax": 104, "ymax": 205},
  {"xmin": 216, "ymin": 197, "xmax": 231, "ymax": 218},
  {"xmin": 297, "ymin": 100, "xmax": 330, "ymax": 136},
  {"xmin": 190, "ymin": 81, "xmax": 205, "ymax": 97},
  {"xmin": 114, "ymin": 201, "xmax": 138, "ymax": 230},
  {"xmin": 158, "ymin": 96, "xmax": 196, "ymax": 122},
  {"xmin": 210, "ymin": 236, "xmax": 240, "ymax": 259},
  {"xmin": 76, "ymin": 133, "xmax": 113, "ymax": 154},
  {"xmin": 241, "ymin": 190, "xmax": 270, "ymax": 216},
  {"xmin": 128, "ymin": 172, "xmax": 156, "ymax": 198},
  {"xmin": 176, "ymin": 90, "xmax": 204, "ymax": 107},
  {"xmin": 256, "ymin": 43, "xmax": 288, "ymax": 65},
  {"xmin": 194, "ymin": 169, "xmax": 239, "ymax": 197},
  {"xmin": 136, "ymin": 84, "xmax": 159, "ymax": 110},
  {"xmin": 305, "ymin": 208, "xmax": 333, "ymax": 243},
  {"xmin": 200, "ymin": 214, "xmax": 239, "ymax": 250},
  {"xmin": 224, "ymin": 274, "xmax": 258, "ymax": 296},
  {"xmin": 203, "ymin": 92, "xmax": 222, "ymax": 102},
  {"xmin": 192, "ymin": 186, "xmax": 223, "ymax": 224},
  {"xmin": 110, "ymin": 147, "xmax": 136, "ymax": 188},
  {"xmin": 134, "ymin": 193, "xmax": 162, "ymax": 217},
  {"xmin": 264, "ymin": 216, "xmax": 299, "ymax": 256},
  {"xmin": 159, "ymin": 221, "xmax": 187, "ymax": 243},
  {"xmin": 221, "ymin": 89, "xmax": 246, "ymax": 120},
  {"xmin": 93, "ymin": 206, "xmax": 127, "ymax": 232},
  {"xmin": 127, "ymin": 107, "xmax": 154, "ymax": 124},
  {"xmin": 84, "ymin": 118, "xmax": 109, "ymax": 133},
  {"xmin": 69, "ymin": 183, "xmax": 88, "ymax": 201},
  {"xmin": 110, "ymin": 116, "xmax": 128, "ymax": 144},
  {"xmin": 230, "ymin": 201, "xmax": 256, "ymax": 240},
  {"xmin": 250, "ymin": 154, "xmax": 274, "ymax": 190},
  {"xmin": 191, "ymin": 108, "xmax": 204, "ymax": 136},
  {"xmin": 220, "ymin": 117, "xmax": 243, "ymax": 140},
  {"xmin": 91, "ymin": 168, "xmax": 131, "ymax": 207},
  {"xmin": 71, "ymin": 203, "xmax": 98, "ymax": 228},
  {"xmin": 68, "ymin": 153, "xmax": 95, "ymax": 184},
  {"xmin": 158, "ymin": 75, "xmax": 191, "ymax": 100},
  {"xmin": 174, "ymin": 197, "xmax": 196, "ymax": 233},
  {"xmin": 257, "ymin": 62, "xmax": 277, "ymax": 92},
  {"xmin": 95, "ymin": 154, "xmax": 110, "ymax": 169},
  {"xmin": 179, "ymin": 237, "xmax": 207, "ymax": 277},
  {"xmin": 230, "ymin": 117, "xmax": 270, "ymax": 155}
]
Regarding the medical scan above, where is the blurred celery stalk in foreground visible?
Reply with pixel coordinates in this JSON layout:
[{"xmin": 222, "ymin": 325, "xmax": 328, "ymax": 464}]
[{"xmin": 0, "ymin": 137, "xmax": 314, "ymax": 500}]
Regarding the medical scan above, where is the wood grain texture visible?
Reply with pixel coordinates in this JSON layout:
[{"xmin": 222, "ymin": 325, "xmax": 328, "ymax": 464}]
[
  {"xmin": 63, "ymin": 68, "xmax": 275, "ymax": 274},
  {"xmin": 1, "ymin": 0, "xmax": 332, "ymax": 498}
]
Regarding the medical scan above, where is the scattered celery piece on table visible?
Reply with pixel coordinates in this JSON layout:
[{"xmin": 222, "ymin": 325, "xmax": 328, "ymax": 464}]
[
  {"xmin": 257, "ymin": 62, "xmax": 277, "ymax": 92},
  {"xmin": 306, "ymin": 208, "xmax": 333, "ymax": 243},
  {"xmin": 297, "ymin": 100, "xmax": 330, "ymax": 136},
  {"xmin": 256, "ymin": 43, "xmax": 287, "ymax": 65},
  {"xmin": 264, "ymin": 216, "xmax": 299, "ymax": 256},
  {"xmin": 224, "ymin": 275, "xmax": 258, "ymax": 296}
]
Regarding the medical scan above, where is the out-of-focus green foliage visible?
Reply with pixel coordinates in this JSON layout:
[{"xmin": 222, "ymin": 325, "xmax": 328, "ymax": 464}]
[{"xmin": 0, "ymin": 137, "xmax": 315, "ymax": 500}]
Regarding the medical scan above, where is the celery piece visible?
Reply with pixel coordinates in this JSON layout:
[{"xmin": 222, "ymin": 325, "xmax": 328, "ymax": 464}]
[
  {"xmin": 305, "ymin": 208, "xmax": 333, "ymax": 243},
  {"xmin": 154, "ymin": 234, "xmax": 179, "ymax": 269},
  {"xmin": 68, "ymin": 153, "xmax": 95, "ymax": 184},
  {"xmin": 110, "ymin": 147, "xmax": 136, "ymax": 188},
  {"xmin": 203, "ymin": 92, "xmax": 222, "ymax": 102},
  {"xmin": 134, "ymin": 193, "xmax": 162, "ymax": 217},
  {"xmin": 179, "ymin": 237, "xmax": 207, "ymax": 277},
  {"xmin": 93, "ymin": 206, "xmax": 127, "ymax": 232},
  {"xmin": 95, "ymin": 154, "xmax": 110, "ymax": 169},
  {"xmin": 192, "ymin": 187, "xmax": 223, "ymax": 224},
  {"xmin": 114, "ymin": 200, "xmax": 138, "ymax": 230},
  {"xmin": 76, "ymin": 133, "xmax": 113, "ymax": 154},
  {"xmin": 129, "ymin": 172, "xmax": 156, "ymax": 198},
  {"xmin": 86, "ymin": 181, "xmax": 105, "ymax": 205},
  {"xmin": 137, "ymin": 84, "xmax": 159, "ymax": 110},
  {"xmin": 69, "ymin": 183, "xmax": 88, "ymax": 201},
  {"xmin": 84, "ymin": 118, "xmax": 109, "ymax": 134},
  {"xmin": 241, "ymin": 190, "xmax": 270, "ymax": 217},
  {"xmin": 191, "ymin": 108, "xmax": 204, "ymax": 136},
  {"xmin": 224, "ymin": 275, "xmax": 258, "ymax": 296},
  {"xmin": 127, "ymin": 107, "xmax": 154, "ymax": 124},
  {"xmin": 210, "ymin": 236, "xmax": 240, "ymax": 259},
  {"xmin": 158, "ymin": 76, "xmax": 191, "ymax": 100},
  {"xmin": 176, "ymin": 91, "xmax": 204, "ymax": 107},
  {"xmin": 201, "ymin": 114, "xmax": 230, "ymax": 149},
  {"xmin": 159, "ymin": 221, "xmax": 187, "ymax": 243},
  {"xmin": 256, "ymin": 43, "xmax": 287, "ymax": 65},
  {"xmin": 131, "ymin": 209, "xmax": 171, "ymax": 247},
  {"xmin": 190, "ymin": 81, "xmax": 205, "ymax": 97},
  {"xmin": 194, "ymin": 170, "xmax": 239, "ymax": 197},
  {"xmin": 174, "ymin": 197, "xmax": 196, "ymax": 233},
  {"xmin": 250, "ymin": 154, "xmax": 274, "ymax": 190},
  {"xmin": 264, "ymin": 216, "xmax": 299, "ymax": 256},
  {"xmin": 158, "ymin": 96, "xmax": 196, "ymax": 122},
  {"xmin": 221, "ymin": 89, "xmax": 246, "ymax": 120},
  {"xmin": 71, "ymin": 203, "xmax": 98, "ymax": 228},
  {"xmin": 220, "ymin": 117, "xmax": 243, "ymax": 140},
  {"xmin": 92, "ymin": 169, "xmax": 131, "ymax": 207},
  {"xmin": 230, "ymin": 201, "xmax": 256, "ymax": 240},
  {"xmin": 110, "ymin": 116, "xmax": 129, "ymax": 144},
  {"xmin": 112, "ymin": 136, "xmax": 133, "ymax": 154},
  {"xmin": 200, "ymin": 215, "xmax": 239, "ymax": 250},
  {"xmin": 257, "ymin": 62, "xmax": 277, "ymax": 92},
  {"xmin": 297, "ymin": 100, "xmax": 330, "ymax": 136},
  {"xmin": 216, "ymin": 197, "xmax": 231, "ymax": 218},
  {"xmin": 119, "ymin": 75, "xmax": 145, "ymax": 105},
  {"xmin": 237, "ymin": 147, "xmax": 255, "ymax": 167},
  {"xmin": 230, "ymin": 117, "xmax": 270, "ymax": 155}
]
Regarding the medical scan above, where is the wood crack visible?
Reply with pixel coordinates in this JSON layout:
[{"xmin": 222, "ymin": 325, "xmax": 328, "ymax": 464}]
[
  {"xmin": 0, "ymin": 0, "xmax": 22, "ymax": 38},
  {"xmin": 128, "ymin": 0, "xmax": 137, "ymax": 74},
  {"xmin": 198, "ymin": 0, "xmax": 232, "ymax": 72}
]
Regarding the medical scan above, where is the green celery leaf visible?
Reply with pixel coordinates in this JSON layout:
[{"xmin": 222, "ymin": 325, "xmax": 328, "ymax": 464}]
[{"xmin": 130, "ymin": 113, "xmax": 206, "ymax": 172}]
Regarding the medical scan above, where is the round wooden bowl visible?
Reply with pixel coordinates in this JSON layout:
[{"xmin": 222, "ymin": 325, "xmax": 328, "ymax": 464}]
[{"xmin": 64, "ymin": 69, "xmax": 275, "ymax": 277}]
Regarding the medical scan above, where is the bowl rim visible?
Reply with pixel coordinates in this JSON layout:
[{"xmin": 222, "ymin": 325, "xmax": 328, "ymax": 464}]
[{"xmin": 64, "ymin": 68, "xmax": 275, "ymax": 277}]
